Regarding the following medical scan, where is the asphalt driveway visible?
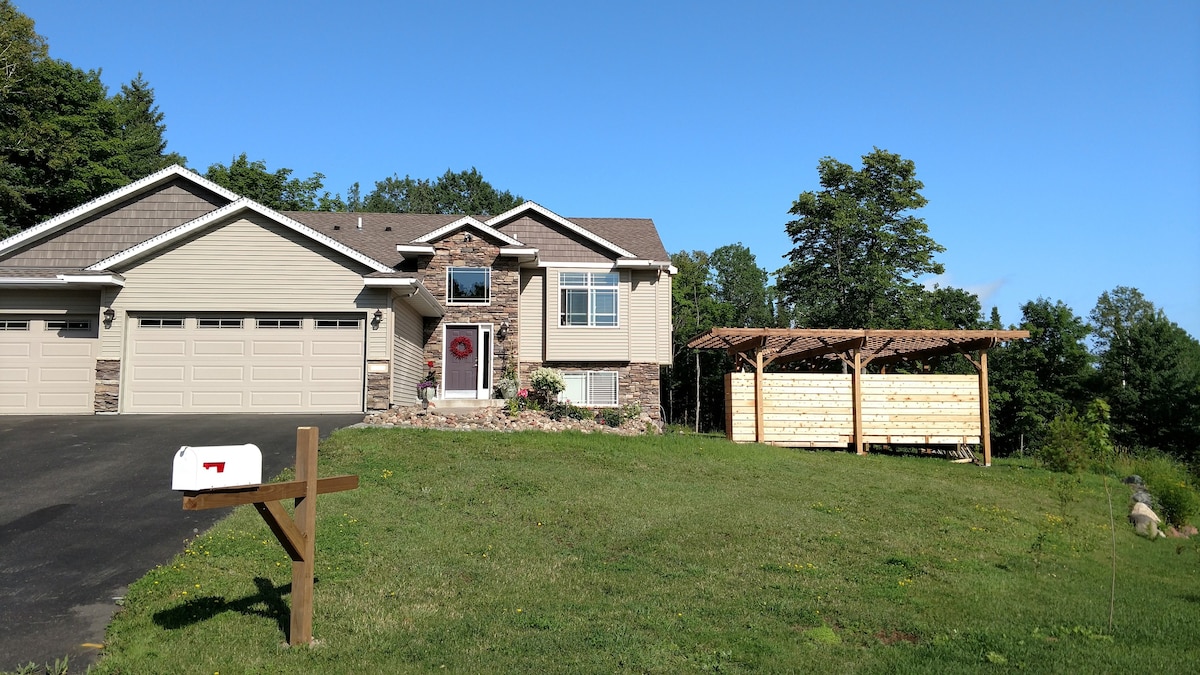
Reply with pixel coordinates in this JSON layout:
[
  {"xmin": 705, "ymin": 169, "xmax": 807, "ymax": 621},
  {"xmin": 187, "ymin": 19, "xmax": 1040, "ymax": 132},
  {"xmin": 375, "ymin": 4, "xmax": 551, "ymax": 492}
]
[{"xmin": 0, "ymin": 414, "xmax": 363, "ymax": 669}]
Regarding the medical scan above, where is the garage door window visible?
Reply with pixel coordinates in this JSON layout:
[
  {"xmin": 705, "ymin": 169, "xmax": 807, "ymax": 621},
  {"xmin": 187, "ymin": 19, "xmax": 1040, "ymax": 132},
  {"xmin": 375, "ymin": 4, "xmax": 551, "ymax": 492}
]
[
  {"xmin": 139, "ymin": 318, "xmax": 184, "ymax": 328},
  {"xmin": 316, "ymin": 319, "xmax": 361, "ymax": 329},
  {"xmin": 257, "ymin": 318, "xmax": 302, "ymax": 329},
  {"xmin": 0, "ymin": 320, "xmax": 30, "ymax": 330},
  {"xmin": 46, "ymin": 320, "xmax": 91, "ymax": 331},
  {"xmin": 198, "ymin": 318, "xmax": 243, "ymax": 328}
]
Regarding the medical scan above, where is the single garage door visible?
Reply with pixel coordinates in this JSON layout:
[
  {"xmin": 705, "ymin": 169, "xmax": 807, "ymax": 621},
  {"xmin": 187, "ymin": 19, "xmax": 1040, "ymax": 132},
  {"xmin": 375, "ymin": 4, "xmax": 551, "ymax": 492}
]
[
  {"xmin": 0, "ymin": 316, "xmax": 98, "ymax": 414},
  {"xmin": 125, "ymin": 315, "xmax": 365, "ymax": 413}
]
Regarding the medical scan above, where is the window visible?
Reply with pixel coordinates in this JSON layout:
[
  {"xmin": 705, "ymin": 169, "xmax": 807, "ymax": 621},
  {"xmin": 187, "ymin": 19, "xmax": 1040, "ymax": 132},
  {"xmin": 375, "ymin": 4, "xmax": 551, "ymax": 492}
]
[
  {"xmin": 45, "ymin": 320, "xmax": 91, "ymax": 331},
  {"xmin": 0, "ymin": 320, "xmax": 29, "ymax": 331},
  {"xmin": 559, "ymin": 272, "xmax": 618, "ymax": 327},
  {"xmin": 139, "ymin": 318, "xmax": 184, "ymax": 328},
  {"xmin": 447, "ymin": 267, "xmax": 490, "ymax": 304},
  {"xmin": 257, "ymin": 318, "xmax": 302, "ymax": 329},
  {"xmin": 198, "ymin": 318, "xmax": 243, "ymax": 328},
  {"xmin": 316, "ymin": 319, "xmax": 361, "ymax": 329},
  {"xmin": 560, "ymin": 371, "xmax": 618, "ymax": 406}
]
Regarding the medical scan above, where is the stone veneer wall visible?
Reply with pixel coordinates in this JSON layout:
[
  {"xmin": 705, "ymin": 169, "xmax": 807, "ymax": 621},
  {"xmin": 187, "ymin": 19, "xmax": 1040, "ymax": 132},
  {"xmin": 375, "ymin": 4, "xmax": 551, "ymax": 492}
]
[
  {"xmin": 418, "ymin": 231, "xmax": 520, "ymax": 390},
  {"xmin": 518, "ymin": 361, "xmax": 662, "ymax": 420},
  {"xmin": 94, "ymin": 359, "xmax": 120, "ymax": 412},
  {"xmin": 366, "ymin": 360, "xmax": 390, "ymax": 410}
]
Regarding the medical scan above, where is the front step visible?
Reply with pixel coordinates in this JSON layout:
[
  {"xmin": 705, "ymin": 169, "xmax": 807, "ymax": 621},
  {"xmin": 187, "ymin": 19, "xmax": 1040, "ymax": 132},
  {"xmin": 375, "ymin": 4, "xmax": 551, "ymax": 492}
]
[{"xmin": 425, "ymin": 398, "xmax": 504, "ymax": 410}]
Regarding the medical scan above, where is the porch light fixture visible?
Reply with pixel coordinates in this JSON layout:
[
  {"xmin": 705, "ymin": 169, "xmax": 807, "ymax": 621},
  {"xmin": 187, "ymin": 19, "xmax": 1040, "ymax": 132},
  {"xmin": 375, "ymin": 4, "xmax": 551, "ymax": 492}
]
[
  {"xmin": 497, "ymin": 320, "xmax": 509, "ymax": 340},
  {"xmin": 103, "ymin": 308, "xmax": 116, "ymax": 322},
  {"xmin": 372, "ymin": 309, "xmax": 383, "ymax": 325}
]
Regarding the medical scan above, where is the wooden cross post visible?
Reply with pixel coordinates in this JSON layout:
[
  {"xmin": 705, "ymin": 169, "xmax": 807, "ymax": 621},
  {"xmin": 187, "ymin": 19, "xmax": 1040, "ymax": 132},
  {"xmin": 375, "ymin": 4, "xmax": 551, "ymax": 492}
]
[{"xmin": 181, "ymin": 426, "xmax": 358, "ymax": 646}]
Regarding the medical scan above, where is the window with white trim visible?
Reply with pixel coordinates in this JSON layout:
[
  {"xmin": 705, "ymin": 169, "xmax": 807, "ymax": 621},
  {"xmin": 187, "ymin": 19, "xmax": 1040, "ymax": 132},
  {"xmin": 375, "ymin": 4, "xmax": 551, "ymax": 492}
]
[
  {"xmin": 559, "ymin": 371, "xmax": 618, "ymax": 406},
  {"xmin": 316, "ymin": 319, "xmax": 361, "ymax": 329},
  {"xmin": 447, "ymin": 267, "xmax": 490, "ymax": 304},
  {"xmin": 0, "ymin": 320, "xmax": 29, "ymax": 331},
  {"xmin": 559, "ymin": 272, "xmax": 618, "ymax": 327},
  {"xmin": 198, "ymin": 318, "xmax": 243, "ymax": 328},
  {"xmin": 257, "ymin": 318, "xmax": 302, "ymax": 329},
  {"xmin": 46, "ymin": 320, "xmax": 91, "ymax": 331},
  {"xmin": 139, "ymin": 318, "xmax": 184, "ymax": 328}
]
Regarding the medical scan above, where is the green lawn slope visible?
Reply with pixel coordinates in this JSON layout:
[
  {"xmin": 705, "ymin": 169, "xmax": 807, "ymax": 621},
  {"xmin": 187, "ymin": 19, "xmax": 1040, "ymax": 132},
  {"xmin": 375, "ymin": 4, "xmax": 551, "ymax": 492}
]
[{"xmin": 90, "ymin": 429, "xmax": 1199, "ymax": 673}]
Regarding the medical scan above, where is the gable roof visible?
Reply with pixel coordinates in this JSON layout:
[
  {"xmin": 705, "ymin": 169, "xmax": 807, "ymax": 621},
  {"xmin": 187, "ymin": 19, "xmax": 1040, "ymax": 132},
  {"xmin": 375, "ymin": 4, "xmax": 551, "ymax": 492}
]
[
  {"xmin": 413, "ymin": 215, "xmax": 524, "ymax": 246},
  {"xmin": 87, "ymin": 198, "xmax": 394, "ymax": 274},
  {"xmin": 486, "ymin": 202, "xmax": 636, "ymax": 259},
  {"xmin": 0, "ymin": 165, "xmax": 240, "ymax": 259}
]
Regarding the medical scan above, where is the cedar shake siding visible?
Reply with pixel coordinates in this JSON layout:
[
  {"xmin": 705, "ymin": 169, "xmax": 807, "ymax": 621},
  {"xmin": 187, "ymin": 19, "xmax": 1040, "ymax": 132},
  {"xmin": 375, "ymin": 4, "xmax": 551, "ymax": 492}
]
[
  {"xmin": 493, "ymin": 214, "xmax": 615, "ymax": 263},
  {"xmin": 0, "ymin": 179, "xmax": 230, "ymax": 268}
]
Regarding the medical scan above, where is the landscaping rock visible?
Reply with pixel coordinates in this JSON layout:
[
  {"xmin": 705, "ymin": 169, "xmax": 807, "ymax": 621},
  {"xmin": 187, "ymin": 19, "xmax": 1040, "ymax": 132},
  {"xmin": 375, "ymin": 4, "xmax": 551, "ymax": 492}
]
[
  {"xmin": 1129, "ymin": 501, "xmax": 1165, "ymax": 538},
  {"xmin": 1131, "ymin": 489, "xmax": 1154, "ymax": 506},
  {"xmin": 1122, "ymin": 474, "xmax": 1145, "ymax": 486}
]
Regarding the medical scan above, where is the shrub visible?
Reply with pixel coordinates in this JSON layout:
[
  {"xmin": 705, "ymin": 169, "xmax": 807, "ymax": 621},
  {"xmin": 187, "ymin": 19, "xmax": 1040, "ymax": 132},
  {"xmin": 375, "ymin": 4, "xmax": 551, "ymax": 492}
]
[
  {"xmin": 530, "ymin": 368, "xmax": 565, "ymax": 405},
  {"xmin": 1037, "ymin": 400, "xmax": 1115, "ymax": 473},
  {"xmin": 1134, "ymin": 451, "xmax": 1199, "ymax": 528}
]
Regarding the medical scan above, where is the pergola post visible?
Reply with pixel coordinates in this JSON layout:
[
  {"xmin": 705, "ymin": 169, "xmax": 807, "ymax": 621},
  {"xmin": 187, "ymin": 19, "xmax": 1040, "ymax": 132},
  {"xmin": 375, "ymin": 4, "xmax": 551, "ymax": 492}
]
[
  {"xmin": 852, "ymin": 348, "xmax": 865, "ymax": 456},
  {"xmin": 978, "ymin": 350, "xmax": 992, "ymax": 467},
  {"xmin": 755, "ymin": 349, "xmax": 764, "ymax": 443}
]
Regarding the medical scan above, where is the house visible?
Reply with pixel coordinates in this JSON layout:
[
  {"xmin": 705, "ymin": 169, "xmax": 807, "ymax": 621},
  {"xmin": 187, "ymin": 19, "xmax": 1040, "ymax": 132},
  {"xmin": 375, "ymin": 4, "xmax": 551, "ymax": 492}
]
[{"xmin": 0, "ymin": 165, "xmax": 674, "ymax": 417}]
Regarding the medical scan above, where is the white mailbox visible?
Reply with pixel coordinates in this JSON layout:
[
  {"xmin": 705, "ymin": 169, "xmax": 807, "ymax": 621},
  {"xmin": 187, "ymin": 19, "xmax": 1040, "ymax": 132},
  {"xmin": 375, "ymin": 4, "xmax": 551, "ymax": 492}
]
[{"xmin": 172, "ymin": 444, "xmax": 263, "ymax": 491}]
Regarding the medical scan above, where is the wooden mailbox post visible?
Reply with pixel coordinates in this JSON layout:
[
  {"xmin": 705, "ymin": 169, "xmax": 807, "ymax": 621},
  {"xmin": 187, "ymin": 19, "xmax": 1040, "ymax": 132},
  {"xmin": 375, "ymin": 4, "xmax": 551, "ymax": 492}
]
[{"xmin": 180, "ymin": 426, "xmax": 358, "ymax": 646}]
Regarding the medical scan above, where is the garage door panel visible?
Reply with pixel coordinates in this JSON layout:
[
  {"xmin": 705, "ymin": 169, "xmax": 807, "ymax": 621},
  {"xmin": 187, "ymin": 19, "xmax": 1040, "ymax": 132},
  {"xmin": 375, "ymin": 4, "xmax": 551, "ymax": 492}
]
[
  {"xmin": 191, "ymin": 392, "xmax": 244, "ymax": 407},
  {"xmin": 0, "ymin": 367, "xmax": 29, "ymax": 382},
  {"xmin": 0, "ymin": 316, "xmax": 96, "ymax": 414},
  {"xmin": 132, "ymin": 365, "xmax": 186, "ymax": 381},
  {"xmin": 253, "ymin": 341, "xmax": 305, "ymax": 356},
  {"xmin": 191, "ymin": 366, "xmax": 244, "ymax": 381},
  {"xmin": 39, "ymin": 367, "xmax": 92, "ymax": 383},
  {"xmin": 126, "ymin": 314, "xmax": 364, "ymax": 413},
  {"xmin": 134, "ymin": 340, "xmax": 186, "ymax": 355},
  {"xmin": 250, "ymin": 391, "xmax": 304, "ymax": 407},
  {"xmin": 194, "ymin": 341, "xmax": 246, "ymax": 356},
  {"xmin": 312, "ymin": 341, "xmax": 363, "ymax": 356},
  {"xmin": 251, "ymin": 366, "xmax": 303, "ymax": 382},
  {"xmin": 0, "ymin": 343, "xmax": 31, "ymax": 357}
]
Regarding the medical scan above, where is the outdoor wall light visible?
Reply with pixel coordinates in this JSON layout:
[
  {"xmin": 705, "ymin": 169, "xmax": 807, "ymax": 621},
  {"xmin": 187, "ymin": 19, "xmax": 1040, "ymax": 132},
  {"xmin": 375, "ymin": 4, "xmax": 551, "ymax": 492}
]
[
  {"xmin": 103, "ymin": 308, "xmax": 116, "ymax": 322},
  {"xmin": 372, "ymin": 309, "xmax": 383, "ymax": 324},
  {"xmin": 497, "ymin": 320, "xmax": 509, "ymax": 340}
]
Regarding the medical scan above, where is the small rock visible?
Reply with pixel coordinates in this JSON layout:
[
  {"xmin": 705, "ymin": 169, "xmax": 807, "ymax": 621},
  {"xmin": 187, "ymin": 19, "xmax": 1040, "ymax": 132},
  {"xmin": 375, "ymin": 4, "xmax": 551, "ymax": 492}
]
[{"xmin": 1123, "ymin": 474, "xmax": 1145, "ymax": 486}]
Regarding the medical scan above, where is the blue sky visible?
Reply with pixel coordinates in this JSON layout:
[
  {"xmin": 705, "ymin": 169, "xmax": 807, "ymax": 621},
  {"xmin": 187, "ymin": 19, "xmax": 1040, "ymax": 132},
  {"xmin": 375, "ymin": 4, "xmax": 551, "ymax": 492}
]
[{"xmin": 20, "ymin": 0, "xmax": 1200, "ymax": 337}]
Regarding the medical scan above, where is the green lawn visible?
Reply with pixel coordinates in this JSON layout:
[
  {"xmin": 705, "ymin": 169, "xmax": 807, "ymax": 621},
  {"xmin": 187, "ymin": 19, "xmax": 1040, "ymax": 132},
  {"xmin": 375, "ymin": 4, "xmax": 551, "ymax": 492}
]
[{"xmin": 87, "ymin": 429, "xmax": 1198, "ymax": 673}]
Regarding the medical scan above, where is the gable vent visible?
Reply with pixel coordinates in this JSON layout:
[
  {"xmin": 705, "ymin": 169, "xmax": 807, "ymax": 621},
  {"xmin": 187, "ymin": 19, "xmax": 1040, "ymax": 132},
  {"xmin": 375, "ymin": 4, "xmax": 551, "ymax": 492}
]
[
  {"xmin": 333, "ymin": 225, "xmax": 340, "ymax": 230},
  {"xmin": 385, "ymin": 226, "xmax": 392, "ymax": 231}
]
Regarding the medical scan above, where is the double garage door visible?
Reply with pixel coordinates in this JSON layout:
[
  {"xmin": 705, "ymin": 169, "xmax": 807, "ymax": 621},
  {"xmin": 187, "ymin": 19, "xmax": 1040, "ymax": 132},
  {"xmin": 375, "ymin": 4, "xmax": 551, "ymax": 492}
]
[
  {"xmin": 125, "ymin": 314, "xmax": 365, "ymax": 413},
  {"xmin": 0, "ymin": 316, "xmax": 98, "ymax": 414}
]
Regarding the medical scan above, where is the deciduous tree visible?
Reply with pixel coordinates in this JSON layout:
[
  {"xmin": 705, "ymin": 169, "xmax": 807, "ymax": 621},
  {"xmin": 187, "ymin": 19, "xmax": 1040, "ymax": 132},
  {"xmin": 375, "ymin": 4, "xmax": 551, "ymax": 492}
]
[
  {"xmin": 205, "ymin": 154, "xmax": 340, "ymax": 212},
  {"xmin": 360, "ymin": 168, "xmax": 522, "ymax": 215},
  {"xmin": 776, "ymin": 148, "xmax": 945, "ymax": 328}
]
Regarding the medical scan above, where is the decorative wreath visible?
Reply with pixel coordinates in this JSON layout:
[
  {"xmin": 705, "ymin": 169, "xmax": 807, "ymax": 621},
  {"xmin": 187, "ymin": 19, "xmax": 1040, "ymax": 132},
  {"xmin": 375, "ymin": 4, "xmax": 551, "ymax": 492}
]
[{"xmin": 449, "ymin": 335, "xmax": 474, "ymax": 359}]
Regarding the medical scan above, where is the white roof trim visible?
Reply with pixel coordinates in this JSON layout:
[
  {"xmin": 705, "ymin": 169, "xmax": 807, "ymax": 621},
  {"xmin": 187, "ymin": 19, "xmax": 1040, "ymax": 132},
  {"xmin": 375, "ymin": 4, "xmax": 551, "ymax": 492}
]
[
  {"xmin": 0, "ymin": 164, "xmax": 240, "ymax": 258},
  {"xmin": 485, "ymin": 201, "xmax": 636, "ymax": 259},
  {"xmin": 363, "ymin": 277, "xmax": 443, "ymax": 317},
  {"xmin": 614, "ymin": 259, "xmax": 671, "ymax": 270},
  {"xmin": 86, "ymin": 198, "xmax": 394, "ymax": 274},
  {"xmin": 396, "ymin": 244, "xmax": 436, "ymax": 255},
  {"xmin": 535, "ymin": 261, "xmax": 619, "ymax": 269},
  {"xmin": 412, "ymin": 216, "xmax": 524, "ymax": 246},
  {"xmin": 498, "ymin": 247, "xmax": 539, "ymax": 256},
  {"xmin": 59, "ymin": 273, "xmax": 126, "ymax": 286},
  {"xmin": 0, "ymin": 272, "xmax": 125, "ymax": 287}
]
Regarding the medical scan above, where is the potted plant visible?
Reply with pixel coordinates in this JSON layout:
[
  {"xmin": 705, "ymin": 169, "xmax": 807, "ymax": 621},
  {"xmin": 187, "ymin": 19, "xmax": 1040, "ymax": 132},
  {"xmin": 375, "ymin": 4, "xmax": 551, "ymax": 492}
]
[{"xmin": 417, "ymin": 361, "xmax": 437, "ymax": 408}]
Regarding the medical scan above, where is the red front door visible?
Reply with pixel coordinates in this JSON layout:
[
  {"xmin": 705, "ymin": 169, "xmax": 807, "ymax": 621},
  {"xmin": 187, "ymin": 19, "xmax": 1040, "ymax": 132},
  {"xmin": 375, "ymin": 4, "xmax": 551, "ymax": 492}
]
[{"xmin": 445, "ymin": 326, "xmax": 479, "ymax": 396}]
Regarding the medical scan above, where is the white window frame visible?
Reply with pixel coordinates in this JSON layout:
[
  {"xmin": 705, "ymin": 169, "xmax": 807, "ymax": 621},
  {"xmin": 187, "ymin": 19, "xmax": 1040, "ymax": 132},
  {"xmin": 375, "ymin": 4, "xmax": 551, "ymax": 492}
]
[
  {"xmin": 139, "ymin": 317, "xmax": 184, "ymax": 328},
  {"xmin": 198, "ymin": 318, "xmax": 243, "ymax": 329},
  {"xmin": 558, "ymin": 370, "xmax": 619, "ymax": 407},
  {"xmin": 559, "ymin": 271, "xmax": 618, "ymax": 327},
  {"xmin": 0, "ymin": 320, "xmax": 30, "ymax": 331},
  {"xmin": 446, "ymin": 267, "xmax": 491, "ymax": 305},
  {"xmin": 256, "ymin": 318, "xmax": 303, "ymax": 329},
  {"xmin": 316, "ymin": 319, "xmax": 362, "ymax": 329}
]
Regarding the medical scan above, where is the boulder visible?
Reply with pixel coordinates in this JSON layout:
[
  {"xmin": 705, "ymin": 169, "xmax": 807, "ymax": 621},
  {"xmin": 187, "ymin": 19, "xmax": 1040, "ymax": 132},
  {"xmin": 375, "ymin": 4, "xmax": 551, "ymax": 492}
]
[{"xmin": 1129, "ymin": 501, "xmax": 1165, "ymax": 538}]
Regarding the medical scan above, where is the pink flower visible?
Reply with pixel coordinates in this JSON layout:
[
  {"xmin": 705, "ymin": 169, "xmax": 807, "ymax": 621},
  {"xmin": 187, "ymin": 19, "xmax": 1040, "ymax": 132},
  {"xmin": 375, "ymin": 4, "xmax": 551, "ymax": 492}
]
[{"xmin": 518, "ymin": 388, "xmax": 529, "ymax": 398}]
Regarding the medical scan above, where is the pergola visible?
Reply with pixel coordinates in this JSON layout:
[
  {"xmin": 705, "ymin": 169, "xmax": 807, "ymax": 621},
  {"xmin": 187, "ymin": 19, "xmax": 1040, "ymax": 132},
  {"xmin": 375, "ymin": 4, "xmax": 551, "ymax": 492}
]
[{"xmin": 686, "ymin": 328, "xmax": 1030, "ymax": 465}]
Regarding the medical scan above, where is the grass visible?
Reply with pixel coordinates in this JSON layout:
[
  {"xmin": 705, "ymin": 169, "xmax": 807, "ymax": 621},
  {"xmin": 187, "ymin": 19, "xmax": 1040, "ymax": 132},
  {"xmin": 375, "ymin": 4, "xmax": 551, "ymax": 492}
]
[{"xmin": 79, "ymin": 429, "xmax": 1200, "ymax": 673}]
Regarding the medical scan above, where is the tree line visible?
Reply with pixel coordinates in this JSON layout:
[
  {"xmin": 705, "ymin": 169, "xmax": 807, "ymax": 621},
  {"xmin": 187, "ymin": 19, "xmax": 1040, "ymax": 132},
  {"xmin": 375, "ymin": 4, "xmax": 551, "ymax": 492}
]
[
  {"xmin": 664, "ymin": 148, "xmax": 1200, "ymax": 469},
  {"xmin": 5, "ymin": 2, "xmax": 1196, "ymax": 467}
]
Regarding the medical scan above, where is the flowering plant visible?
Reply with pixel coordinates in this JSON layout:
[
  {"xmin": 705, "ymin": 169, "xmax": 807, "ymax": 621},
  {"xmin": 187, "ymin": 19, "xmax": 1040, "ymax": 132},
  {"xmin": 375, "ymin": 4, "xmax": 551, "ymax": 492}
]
[{"xmin": 418, "ymin": 362, "xmax": 437, "ymax": 391}]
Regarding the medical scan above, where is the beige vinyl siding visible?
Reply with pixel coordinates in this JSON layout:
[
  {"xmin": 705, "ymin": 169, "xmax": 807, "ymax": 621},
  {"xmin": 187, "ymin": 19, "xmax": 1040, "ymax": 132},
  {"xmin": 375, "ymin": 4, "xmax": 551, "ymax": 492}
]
[
  {"xmin": 0, "ymin": 179, "xmax": 229, "ymax": 268},
  {"xmin": 391, "ymin": 297, "xmax": 424, "ymax": 404},
  {"xmin": 545, "ymin": 268, "xmax": 630, "ymax": 361},
  {"xmin": 102, "ymin": 214, "xmax": 383, "ymax": 359},
  {"xmin": 518, "ymin": 269, "xmax": 545, "ymax": 361},
  {"xmin": 628, "ymin": 270, "xmax": 661, "ymax": 362},
  {"xmin": 0, "ymin": 289, "xmax": 99, "ymax": 315}
]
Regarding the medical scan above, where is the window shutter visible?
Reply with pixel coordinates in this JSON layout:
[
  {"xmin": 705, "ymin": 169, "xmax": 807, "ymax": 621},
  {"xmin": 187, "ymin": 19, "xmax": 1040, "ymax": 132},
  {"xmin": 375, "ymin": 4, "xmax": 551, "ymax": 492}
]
[{"xmin": 588, "ymin": 371, "xmax": 618, "ymax": 406}]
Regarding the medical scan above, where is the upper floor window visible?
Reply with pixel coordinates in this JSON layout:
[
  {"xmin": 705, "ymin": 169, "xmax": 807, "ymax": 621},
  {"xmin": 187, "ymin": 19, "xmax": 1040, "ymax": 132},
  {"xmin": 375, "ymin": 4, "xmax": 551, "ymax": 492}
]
[
  {"xmin": 447, "ymin": 267, "xmax": 490, "ymax": 304},
  {"xmin": 560, "ymin": 272, "xmax": 618, "ymax": 327}
]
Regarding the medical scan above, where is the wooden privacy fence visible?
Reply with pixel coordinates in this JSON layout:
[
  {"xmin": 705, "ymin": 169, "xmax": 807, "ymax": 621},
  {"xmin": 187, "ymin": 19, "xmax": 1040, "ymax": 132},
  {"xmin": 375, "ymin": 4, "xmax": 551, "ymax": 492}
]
[{"xmin": 726, "ymin": 372, "xmax": 982, "ymax": 447}]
